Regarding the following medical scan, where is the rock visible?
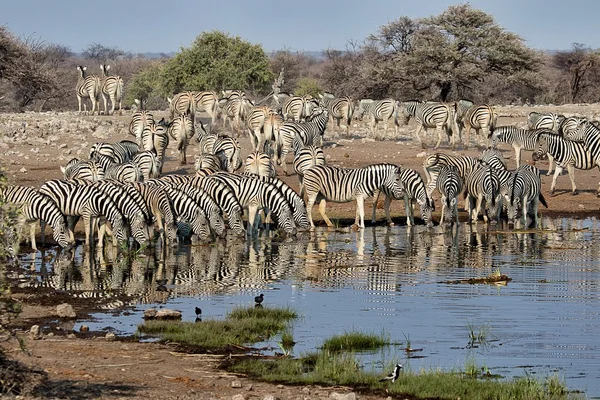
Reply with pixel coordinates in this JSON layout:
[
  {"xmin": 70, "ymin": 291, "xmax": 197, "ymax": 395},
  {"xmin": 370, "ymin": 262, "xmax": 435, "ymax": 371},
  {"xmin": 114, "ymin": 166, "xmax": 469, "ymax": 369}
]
[
  {"xmin": 79, "ymin": 325, "xmax": 89, "ymax": 333},
  {"xmin": 105, "ymin": 332, "xmax": 116, "ymax": 341},
  {"xmin": 56, "ymin": 303, "xmax": 76, "ymax": 319},
  {"xmin": 231, "ymin": 395, "xmax": 246, "ymax": 400},
  {"xmin": 262, "ymin": 395, "xmax": 278, "ymax": 400},
  {"xmin": 301, "ymin": 387, "xmax": 310, "ymax": 394},
  {"xmin": 330, "ymin": 392, "xmax": 357, "ymax": 400},
  {"xmin": 155, "ymin": 309, "xmax": 182, "ymax": 320},
  {"xmin": 67, "ymin": 333, "xmax": 76, "ymax": 339},
  {"xmin": 231, "ymin": 380, "xmax": 242, "ymax": 388},
  {"xmin": 29, "ymin": 325, "xmax": 42, "ymax": 340},
  {"xmin": 143, "ymin": 308, "xmax": 158, "ymax": 319}
]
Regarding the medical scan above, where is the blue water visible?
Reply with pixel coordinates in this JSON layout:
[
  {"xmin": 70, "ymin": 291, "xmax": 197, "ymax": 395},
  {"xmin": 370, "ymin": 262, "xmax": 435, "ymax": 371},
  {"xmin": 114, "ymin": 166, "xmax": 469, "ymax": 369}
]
[{"xmin": 15, "ymin": 217, "xmax": 600, "ymax": 397}]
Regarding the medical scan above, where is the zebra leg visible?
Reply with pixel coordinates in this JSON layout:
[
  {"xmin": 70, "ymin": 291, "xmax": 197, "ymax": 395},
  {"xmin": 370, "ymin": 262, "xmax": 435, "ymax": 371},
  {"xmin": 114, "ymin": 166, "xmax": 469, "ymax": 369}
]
[
  {"xmin": 384, "ymin": 195, "xmax": 394, "ymax": 226},
  {"xmin": 110, "ymin": 94, "xmax": 116, "ymax": 115},
  {"xmin": 318, "ymin": 199, "xmax": 334, "ymax": 227},
  {"xmin": 440, "ymin": 196, "xmax": 446, "ymax": 226},
  {"xmin": 531, "ymin": 198, "xmax": 540, "ymax": 228},
  {"xmin": 522, "ymin": 194, "xmax": 529, "ymax": 227},
  {"xmin": 77, "ymin": 95, "xmax": 83, "ymax": 113},
  {"xmin": 247, "ymin": 204, "xmax": 259, "ymax": 236},
  {"xmin": 414, "ymin": 125, "xmax": 425, "ymax": 148},
  {"xmin": 102, "ymin": 94, "xmax": 108, "ymax": 115},
  {"xmin": 549, "ymin": 166, "xmax": 563, "ymax": 194},
  {"xmin": 355, "ymin": 195, "xmax": 365, "ymax": 228},
  {"xmin": 434, "ymin": 126, "xmax": 443, "ymax": 150},
  {"xmin": 567, "ymin": 164, "xmax": 577, "ymax": 195},
  {"xmin": 371, "ymin": 190, "xmax": 380, "ymax": 224},
  {"xmin": 453, "ymin": 199, "xmax": 460, "ymax": 226},
  {"xmin": 306, "ymin": 193, "xmax": 318, "ymax": 228},
  {"xmin": 404, "ymin": 195, "xmax": 413, "ymax": 226},
  {"xmin": 515, "ymin": 147, "xmax": 521, "ymax": 168},
  {"xmin": 546, "ymin": 155, "xmax": 555, "ymax": 176},
  {"xmin": 29, "ymin": 223, "xmax": 37, "ymax": 251}
]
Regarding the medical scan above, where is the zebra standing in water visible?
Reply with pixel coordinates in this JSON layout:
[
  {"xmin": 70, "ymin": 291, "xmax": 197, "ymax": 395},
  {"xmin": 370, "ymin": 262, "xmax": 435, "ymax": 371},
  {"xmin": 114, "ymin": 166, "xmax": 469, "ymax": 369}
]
[
  {"xmin": 197, "ymin": 176, "xmax": 246, "ymax": 236},
  {"xmin": 532, "ymin": 132, "xmax": 598, "ymax": 195},
  {"xmin": 400, "ymin": 101, "xmax": 458, "ymax": 149},
  {"xmin": 464, "ymin": 163, "xmax": 501, "ymax": 224},
  {"xmin": 435, "ymin": 165, "xmax": 463, "ymax": 226},
  {"xmin": 356, "ymin": 99, "xmax": 398, "ymax": 139},
  {"xmin": 167, "ymin": 112, "xmax": 195, "ymax": 164},
  {"xmin": 39, "ymin": 179, "xmax": 128, "ymax": 247},
  {"xmin": 370, "ymin": 166, "xmax": 434, "ymax": 228},
  {"xmin": 303, "ymin": 163, "xmax": 405, "ymax": 229},
  {"xmin": 460, "ymin": 104, "xmax": 496, "ymax": 148},
  {"xmin": 99, "ymin": 64, "xmax": 124, "ymax": 115},
  {"xmin": 0, "ymin": 186, "xmax": 74, "ymax": 250},
  {"xmin": 193, "ymin": 90, "xmax": 219, "ymax": 125},
  {"xmin": 422, "ymin": 153, "xmax": 480, "ymax": 198},
  {"xmin": 508, "ymin": 164, "xmax": 547, "ymax": 227},
  {"xmin": 128, "ymin": 182, "xmax": 178, "ymax": 246},
  {"xmin": 293, "ymin": 145, "xmax": 326, "ymax": 197},
  {"xmin": 76, "ymin": 65, "xmax": 101, "ymax": 115},
  {"xmin": 252, "ymin": 175, "xmax": 310, "ymax": 229}
]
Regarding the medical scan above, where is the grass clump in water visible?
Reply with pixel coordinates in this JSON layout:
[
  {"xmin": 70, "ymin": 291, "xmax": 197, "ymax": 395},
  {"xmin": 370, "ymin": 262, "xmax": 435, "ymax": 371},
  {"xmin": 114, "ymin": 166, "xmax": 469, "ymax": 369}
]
[
  {"xmin": 138, "ymin": 306, "xmax": 297, "ymax": 351},
  {"xmin": 320, "ymin": 330, "xmax": 389, "ymax": 352}
]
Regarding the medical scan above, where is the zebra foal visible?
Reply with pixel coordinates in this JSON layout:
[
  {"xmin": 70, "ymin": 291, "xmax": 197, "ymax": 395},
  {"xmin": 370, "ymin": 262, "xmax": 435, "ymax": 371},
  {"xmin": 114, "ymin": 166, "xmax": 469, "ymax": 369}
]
[{"xmin": 508, "ymin": 165, "xmax": 548, "ymax": 227}]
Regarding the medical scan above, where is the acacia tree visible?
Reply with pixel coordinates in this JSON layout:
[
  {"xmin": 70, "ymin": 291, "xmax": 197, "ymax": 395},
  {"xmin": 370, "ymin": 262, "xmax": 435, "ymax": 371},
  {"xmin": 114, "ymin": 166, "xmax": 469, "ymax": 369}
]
[
  {"xmin": 160, "ymin": 30, "xmax": 273, "ymax": 95},
  {"xmin": 553, "ymin": 43, "xmax": 600, "ymax": 102}
]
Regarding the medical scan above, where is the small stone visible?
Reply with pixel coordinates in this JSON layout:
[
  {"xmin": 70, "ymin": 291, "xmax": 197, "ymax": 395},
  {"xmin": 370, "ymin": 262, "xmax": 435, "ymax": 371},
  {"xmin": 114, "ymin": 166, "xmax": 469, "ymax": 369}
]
[
  {"xmin": 79, "ymin": 325, "xmax": 89, "ymax": 333},
  {"xmin": 276, "ymin": 384, "xmax": 284, "ymax": 389},
  {"xmin": 105, "ymin": 332, "xmax": 116, "ymax": 341},
  {"xmin": 29, "ymin": 325, "xmax": 42, "ymax": 340},
  {"xmin": 301, "ymin": 387, "xmax": 310, "ymax": 394},
  {"xmin": 245, "ymin": 384, "xmax": 253, "ymax": 391},
  {"xmin": 46, "ymin": 332, "xmax": 54, "ymax": 337},
  {"xmin": 155, "ymin": 309, "xmax": 182, "ymax": 320},
  {"xmin": 231, "ymin": 395, "xmax": 246, "ymax": 400},
  {"xmin": 67, "ymin": 333, "xmax": 76, "ymax": 339},
  {"xmin": 262, "ymin": 395, "xmax": 278, "ymax": 400},
  {"xmin": 143, "ymin": 308, "xmax": 158, "ymax": 319},
  {"xmin": 19, "ymin": 167, "xmax": 27, "ymax": 173},
  {"xmin": 231, "ymin": 380, "xmax": 242, "ymax": 388},
  {"xmin": 330, "ymin": 392, "xmax": 357, "ymax": 400},
  {"xmin": 56, "ymin": 303, "xmax": 76, "ymax": 319}
]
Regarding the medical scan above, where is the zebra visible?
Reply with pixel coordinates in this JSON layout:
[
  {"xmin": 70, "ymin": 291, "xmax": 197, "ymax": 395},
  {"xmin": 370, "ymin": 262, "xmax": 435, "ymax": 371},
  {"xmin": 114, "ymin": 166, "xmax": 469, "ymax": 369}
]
[
  {"xmin": 528, "ymin": 111, "xmax": 564, "ymax": 131},
  {"xmin": 88, "ymin": 180, "xmax": 151, "ymax": 247},
  {"xmin": 246, "ymin": 105, "xmax": 276, "ymax": 151},
  {"xmin": 99, "ymin": 64, "xmax": 124, "ymax": 115},
  {"xmin": 460, "ymin": 104, "xmax": 496, "ymax": 148},
  {"xmin": 93, "ymin": 154, "xmax": 143, "ymax": 183},
  {"xmin": 193, "ymin": 90, "xmax": 219, "ymax": 125},
  {"xmin": 129, "ymin": 110, "xmax": 155, "ymax": 147},
  {"xmin": 0, "ymin": 186, "xmax": 73, "ymax": 250},
  {"xmin": 61, "ymin": 158, "xmax": 104, "ymax": 182},
  {"xmin": 559, "ymin": 116, "xmax": 587, "ymax": 142},
  {"xmin": 140, "ymin": 121, "xmax": 169, "ymax": 174},
  {"xmin": 303, "ymin": 163, "xmax": 404, "ymax": 229},
  {"xmin": 145, "ymin": 180, "xmax": 211, "ymax": 242},
  {"xmin": 198, "ymin": 175, "xmax": 246, "ymax": 236},
  {"xmin": 207, "ymin": 172, "xmax": 297, "ymax": 236},
  {"xmin": 244, "ymin": 151, "xmax": 276, "ymax": 178},
  {"xmin": 480, "ymin": 147, "xmax": 507, "ymax": 171},
  {"xmin": 196, "ymin": 153, "xmax": 225, "ymax": 172},
  {"xmin": 464, "ymin": 162, "xmax": 501, "ymax": 224},
  {"xmin": 168, "ymin": 91, "xmax": 196, "ymax": 120},
  {"xmin": 167, "ymin": 112, "xmax": 195, "ymax": 164},
  {"xmin": 435, "ymin": 165, "xmax": 463, "ymax": 226},
  {"xmin": 282, "ymin": 95, "xmax": 309, "ymax": 122},
  {"xmin": 356, "ymin": 99, "xmax": 398, "ymax": 139},
  {"xmin": 570, "ymin": 120, "xmax": 600, "ymax": 195},
  {"xmin": 319, "ymin": 94, "xmax": 354, "ymax": 137},
  {"xmin": 293, "ymin": 145, "xmax": 326, "ymax": 197},
  {"xmin": 371, "ymin": 166, "xmax": 434, "ymax": 228},
  {"xmin": 481, "ymin": 149, "xmax": 515, "ymax": 217},
  {"xmin": 128, "ymin": 181, "xmax": 178, "ymax": 246},
  {"xmin": 76, "ymin": 65, "xmax": 101, "ymax": 115},
  {"xmin": 132, "ymin": 150, "xmax": 161, "ymax": 180},
  {"xmin": 213, "ymin": 136, "xmax": 242, "ymax": 173},
  {"xmin": 39, "ymin": 179, "xmax": 128, "ymax": 247},
  {"xmin": 422, "ymin": 153, "xmax": 480, "ymax": 199},
  {"xmin": 489, "ymin": 126, "xmax": 552, "ymax": 171},
  {"xmin": 251, "ymin": 175, "xmax": 310, "ymax": 229},
  {"xmin": 275, "ymin": 106, "xmax": 329, "ymax": 175},
  {"xmin": 220, "ymin": 95, "xmax": 253, "ymax": 132},
  {"xmin": 532, "ymin": 131, "xmax": 598, "ymax": 195},
  {"xmin": 508, "ymin": 164, "xmax": 548, "ymax": 227},
  {"xmin": 89, "ymin": 140, "xmax": 139, "ymax": 164},
  {"xmin": 400, "ymin": 101, "xmax": 458, "ymax": 149}
]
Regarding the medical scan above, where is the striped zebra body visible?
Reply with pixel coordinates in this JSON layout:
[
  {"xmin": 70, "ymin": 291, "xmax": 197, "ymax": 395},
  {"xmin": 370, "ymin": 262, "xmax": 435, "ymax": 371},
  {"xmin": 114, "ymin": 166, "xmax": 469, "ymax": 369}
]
[
  {"xmin": 508, "ymin": 164, "xmax": 547, "ymax": 227},
  {"xmin": 252, "ymin": 175, "xmax": 309, "ymax": 229},
  {"xmin": 276, "ymin": 107, "xmax": 329, "ymax": 175},
  {"xmin": 528, "ymin": 111, "xmax": 563, "ymax": 131},
  {"xmin": 490, "ymin": 126, "xmax": 551, "ymax": 170},
  {"xmin": 401, "ymin": 101, "xmax": 456, "ymax": 149},
  {"xmin": 90, "ymin": 140, "xmax": 139, "ymax": 164},
  {"xmin": 461, "ymin": 104, "xmax": 495, "ymax": 148},
  {"xmin": 146, "ymin": 180, "xmax": 211, "ymax": 242},
  {"xmin": 76, "ymin": 65, "xmax": 101, "ymax": 115},
  {"xmin": 94, "ymin": 154, "xmax": 143, "ymax": 183},
  {"xmin": 282, "ymin": 96, "xmax": 309, "ymax": 122},
  {"xmin": 464, "ymin": 163, "xmax": 501, "ymax": 223},
  {"xmin": 244, "ymin": 151, "xmax": 276, "ymax": 178},
  {"xmin": 99, "ymin": 64, "xmax": 124, "ymax": 115},
  {"xmin": 168, "ymin": 91, "xmax": 196, "ymax": 120},
  {"xmin": 213, "ymin": 136, "xmax": 242, "ymax": 172},
  {"xmin": 196, "ymin": 153, "xmax": 225, "ymax": 172},
  {"xmin": 263, "ymin": 112, "xmax": 284, "ymax": 152},
  {"xmin": 435, "ymin": 166, "xmax": 463, "ymax": 226},
  {"xmin": 357, "ymin": 99, "xmax": 398, "ymax": 139},
  {"xmin": 572, "ymin": 121, "xmax": 600, "ymax": 195},
  {"xmin": 89, "ymin": 180, "xmax": 151, "ymax": 246},
  {"xmin": 246, "ymin": 105, "xmax": 276, "ymax": 151},
  {"xmin": 559, "ymin": 116, "xmax": 586, "ymax": 142},
  {"xmin": 193, "ymin": 90, "xmax": 219, "ymax": 125},
  {"xmin": 322, "ymin": 96, "xmax": 354, "ymax": 136},
  {"xmin": 209, "ymin": 172, "xmax": 296, "ymax": 235},
  {"xmin": 303, "ymin": 163, "xmax": 404, "ymax": 229},
  {"xmin": 140, "ymin": 122, "xmax": 169, "ymax": 174},
  {"xmin": 293, "ymin": 145, "xmax": 326, "ymax": 196},
  {"xmin": 199, "ymin": 175, "xmax": 246, "ymax": 236},
  {"xmin": 132, "ymin": 150, "xmax": 160, "ymax": 180},
  {"xmin": 168, "ymin": 113, "xmax": 195, "ymax": 164},
  {"xmin": 532, "ymin": 132, "xmax": 597, "ymax": 194},
  {"xmin": 480, "ymin": 148, "xmax": 507, "ymax": 171},
  {"xmin": 39, "ymin": 179, "xmax": 128, "ymax": 246},
  {"xmin": 129, "ymin": 110, "xmax": 155, "ymax": 146},
  {"xmin": 0, "ymin": 186, "xmax": 72, "ymax": 250},
  {"xmin": 61, "ymin": 158, "xmax": 104, "ymax": 181},
  {"xmin": 422, "ymin": 153, "xmax": 480, "ymax": 198},
  {"xmin": 128, "ymin": 182, "xmax": 178, "ymax": 246},
  {"xmin": 455, "ymin": 99, "xmax": 475, "ymax": 122},
  {"xmin": 371, "ymin": 167, "xmax": 433, "ymax": 227},
  {"xmin": 196, "ymin": 131, "xmax": 218, "ymax": 154},
  {"xmin": 220, "ymin": 95, "xmax": 253, "ymax": 132}
]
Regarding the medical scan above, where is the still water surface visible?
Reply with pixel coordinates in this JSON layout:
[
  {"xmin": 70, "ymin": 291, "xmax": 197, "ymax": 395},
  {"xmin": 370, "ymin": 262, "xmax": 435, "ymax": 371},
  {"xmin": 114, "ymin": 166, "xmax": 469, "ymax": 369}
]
[{"xmin": 15, "ymin": 217, "xmax": 600, "ymax": 397}]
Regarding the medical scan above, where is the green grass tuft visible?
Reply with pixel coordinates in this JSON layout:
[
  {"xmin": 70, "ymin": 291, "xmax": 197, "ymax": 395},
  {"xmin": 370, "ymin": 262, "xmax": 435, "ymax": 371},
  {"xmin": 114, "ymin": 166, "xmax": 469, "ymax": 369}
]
[{"xmin": 321, "ymin": 330, "xmax": 389, "ymax": 352}]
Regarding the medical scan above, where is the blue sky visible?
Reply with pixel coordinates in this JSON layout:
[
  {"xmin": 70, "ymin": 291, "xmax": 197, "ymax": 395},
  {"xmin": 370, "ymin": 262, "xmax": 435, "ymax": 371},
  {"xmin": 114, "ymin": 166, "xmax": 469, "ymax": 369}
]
[{"xmin": 3, "ymin": 1, "xmax": 599, "ymax": 53}]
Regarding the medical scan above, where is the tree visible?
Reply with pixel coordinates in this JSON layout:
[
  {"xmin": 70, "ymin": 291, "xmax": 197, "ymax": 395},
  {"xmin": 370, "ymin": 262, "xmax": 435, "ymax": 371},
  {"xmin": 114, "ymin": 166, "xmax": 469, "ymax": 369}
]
[
  {"xmin": 160, "ymin": 30, "xmax": 273, "ymax": 95},
  {"xmin": 553, "ymin": 43, "xmax": 599, "ymax": 102},
  {"xmin": 82, "ymin": 43, "xmax": 125, "ymax": 61},
  {"xmin": 125, "ymin": 60, "xmax": 166, "ymax": 110}
]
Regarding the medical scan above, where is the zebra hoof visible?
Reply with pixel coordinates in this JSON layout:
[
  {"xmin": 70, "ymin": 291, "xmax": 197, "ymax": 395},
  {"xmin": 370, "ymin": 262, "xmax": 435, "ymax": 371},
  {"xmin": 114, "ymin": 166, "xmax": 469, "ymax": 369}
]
[
  {"xmin": 388, "ymin": 222, "xmax": 395, "ymax": 227},
  {"xmin": 571, "ymin": 190, "xmax": 579, "ymax": 196}
]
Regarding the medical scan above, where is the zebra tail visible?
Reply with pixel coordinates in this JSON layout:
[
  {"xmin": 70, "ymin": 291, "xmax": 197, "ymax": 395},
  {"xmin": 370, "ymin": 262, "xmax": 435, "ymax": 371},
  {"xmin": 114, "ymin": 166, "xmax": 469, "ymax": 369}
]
[
  {"xmin": 539, "ymin": 192, "xmax": 548, "ymax": 208},
  {"xmin": 489, "ymin": 167, "xmax": 496, "ymax": 207},
  {"xmin": 509, "ymin": 171, "xmax": 519, "ymax": 206}
]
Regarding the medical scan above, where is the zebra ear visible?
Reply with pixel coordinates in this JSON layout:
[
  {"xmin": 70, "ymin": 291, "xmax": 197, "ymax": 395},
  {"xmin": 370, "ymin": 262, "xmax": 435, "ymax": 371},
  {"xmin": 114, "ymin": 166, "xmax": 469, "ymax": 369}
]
[{"xmin": 60, "ymin": 166, "xmax": 66, "ymax": 174}]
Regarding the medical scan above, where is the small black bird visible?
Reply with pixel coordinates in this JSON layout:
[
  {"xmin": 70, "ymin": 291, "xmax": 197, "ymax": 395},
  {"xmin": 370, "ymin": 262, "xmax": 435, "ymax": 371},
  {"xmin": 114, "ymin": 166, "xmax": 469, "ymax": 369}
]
[
  {"xmin": 379, "ymin": 364, "xmax": 402, "ymax": 383},
  {"xmin": 254, "ymin": 293, "xmax": 264, "ymax": 305},
  {"xmin": 195, "ymin": 307, "xmax": 202, "ymax": 317}
]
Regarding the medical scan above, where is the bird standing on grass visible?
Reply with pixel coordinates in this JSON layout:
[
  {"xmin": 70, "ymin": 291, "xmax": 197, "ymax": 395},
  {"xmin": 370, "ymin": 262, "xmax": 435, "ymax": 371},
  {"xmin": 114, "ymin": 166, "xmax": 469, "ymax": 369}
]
[
  {"xmin": 254, "ymin": 293, "xmax": 264, "ymax": 305},
  {"xmin": 379, "ymin": 364, "xmax": 402, "ymax": 382},
  {"xmin": 195, "ymin": 307, "xmax": 202, "ymax": 316}
]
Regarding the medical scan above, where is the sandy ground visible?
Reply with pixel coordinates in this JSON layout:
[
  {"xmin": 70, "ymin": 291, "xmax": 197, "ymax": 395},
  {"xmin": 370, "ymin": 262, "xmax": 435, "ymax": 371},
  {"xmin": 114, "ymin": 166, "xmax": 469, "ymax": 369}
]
[{"xmin": 3, "ymin": 103, "xmax": 600, "ymax": 399}]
